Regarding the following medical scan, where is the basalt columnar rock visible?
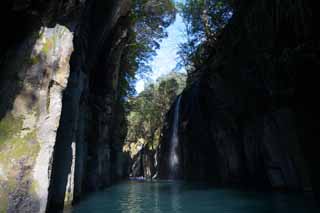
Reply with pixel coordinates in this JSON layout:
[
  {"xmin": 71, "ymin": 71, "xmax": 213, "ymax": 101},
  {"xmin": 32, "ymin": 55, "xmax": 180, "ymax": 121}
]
[
  {"xmin": 130, "ymin": 147, "xmax": 157, "ymax": 179},
  {"xmin": 0, "ymin": 22, "xmax": 74, "ymax": 213},
  {"xmin": 0, "ymin": 0, "xmax": 131, "ymax": 212},
  {"xmin": 158, "ymin": 0, "xmax": 319, "ymax": 198}
]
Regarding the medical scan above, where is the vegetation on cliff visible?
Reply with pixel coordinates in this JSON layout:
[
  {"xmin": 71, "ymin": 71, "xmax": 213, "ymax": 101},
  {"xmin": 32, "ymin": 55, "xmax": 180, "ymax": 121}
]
[
  {"xmin": 121, "ymin": 0, "xmax": 176, "ymax": 96},
  {"xmin": 119, "ymin": 0, "xmax": 182, "ymax": 158},
  {"xmin": 121, "ymin": 0, "xmax": 233, "ymax": 164},
  {"xmin": 177, "ymin": 0, "xmax": 232, "ymax": 77},
  {"xmin": 1, "ymin": 0, "xmax": 318, "ymax": 211},
  {"xmin": 124, "ymin": 72, "xmax": 186, "ymax": 158}
]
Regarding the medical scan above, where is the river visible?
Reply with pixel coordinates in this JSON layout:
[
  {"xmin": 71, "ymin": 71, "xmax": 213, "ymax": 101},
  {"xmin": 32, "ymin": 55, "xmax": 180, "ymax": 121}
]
[{"xmin": 68, "ymin": 181, "xmax": 319, "ymax": 213}]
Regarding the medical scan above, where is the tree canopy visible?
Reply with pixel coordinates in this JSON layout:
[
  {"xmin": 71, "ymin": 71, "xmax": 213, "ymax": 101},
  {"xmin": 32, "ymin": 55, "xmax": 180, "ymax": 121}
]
[
  {"xmin": 124, "ymin": 72, "xmax": 186, "ymax": 158},
  {"xmin": 176, "ymin": 0, "xmax": 233, "ymax": 75},
  {"xmin": 121, "ymin": 0, "xmax": 233, "ymax": 158},
  {"xmin": 122, "ymin": 0, "xmax": 176, "ymax": 97}
]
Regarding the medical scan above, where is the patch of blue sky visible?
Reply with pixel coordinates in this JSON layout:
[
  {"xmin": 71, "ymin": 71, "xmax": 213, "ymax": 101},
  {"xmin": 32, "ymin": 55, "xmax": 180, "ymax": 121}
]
[{"xmin": 135, "ymin": 9, "xmax": 187, "ymax": 93}]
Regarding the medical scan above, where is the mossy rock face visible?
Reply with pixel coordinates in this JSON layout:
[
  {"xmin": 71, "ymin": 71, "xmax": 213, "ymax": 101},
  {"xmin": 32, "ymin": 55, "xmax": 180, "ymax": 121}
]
[
  {"xmin": 0, "ymin": 188, "xmax": 8, "ymax": 213},
  {"xmin": 0, "ymin": 129, "xmax": 40, "ymax": 169},
  {"xmin": 1, "ymin": 23, "xmax": 74, "ymax": 211},
  {"xmin": 42, "ymin": 36, "xmax": 55, "ymax": 55},
  {"xmin": 0, "ymin": 112, "xmax": 40, "ymax": 212},
  {"xmin": 0, "ymin": 113, "xmax": 23, "ymax": 146},
  {"xmin": 29, "ymin": 55, "xmax": 41, "ymax": 65}
]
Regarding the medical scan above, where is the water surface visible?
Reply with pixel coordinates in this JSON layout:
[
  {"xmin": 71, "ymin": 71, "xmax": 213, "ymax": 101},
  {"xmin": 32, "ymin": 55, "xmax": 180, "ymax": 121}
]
[{"xmin": 70, "ymin": 181, "xmax": 319, "ymax": 213}]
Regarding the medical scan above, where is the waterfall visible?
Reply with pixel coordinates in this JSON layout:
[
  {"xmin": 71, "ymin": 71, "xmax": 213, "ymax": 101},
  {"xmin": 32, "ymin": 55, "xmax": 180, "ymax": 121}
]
[{"xmin": 168, "ymin": 96, "xmax": 182, "ymax": 179}]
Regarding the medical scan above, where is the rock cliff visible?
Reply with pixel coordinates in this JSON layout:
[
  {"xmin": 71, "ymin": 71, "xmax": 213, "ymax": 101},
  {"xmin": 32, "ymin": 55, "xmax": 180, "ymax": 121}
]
[
  {"xmin": 0, "ymin": 0, "xmax": 131, "ymax": 212},
  {"xmin": 158, "ymin": 0, "xmax": 319, "ymax": 197},
  {"xmin": 1, "ymin": 0, "xmax": 319, "ymax": 211}
]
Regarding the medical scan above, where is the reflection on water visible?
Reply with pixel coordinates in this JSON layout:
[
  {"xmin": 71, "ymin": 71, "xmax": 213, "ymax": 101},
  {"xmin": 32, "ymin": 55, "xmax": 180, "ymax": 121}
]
[{"xmin": 69, "ymin": 181, "xmax": 319, "ymax": 213}]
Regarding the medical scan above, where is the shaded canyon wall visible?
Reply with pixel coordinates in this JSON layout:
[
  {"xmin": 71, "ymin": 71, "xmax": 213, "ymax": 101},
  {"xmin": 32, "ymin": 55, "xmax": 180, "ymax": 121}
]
[
  {"xmin": 158, "ymin": 0, "xmax": 319, "ymax": 197},
  {"xmin": 0, "ymin": 0, "xmax": 131, "ymax": 212}
]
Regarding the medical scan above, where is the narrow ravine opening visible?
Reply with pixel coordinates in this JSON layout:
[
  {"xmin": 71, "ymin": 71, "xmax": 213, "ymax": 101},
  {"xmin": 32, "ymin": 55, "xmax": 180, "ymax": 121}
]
[
  {"xmin": 123, "ymin": 4, "xmax": 188, "ymax": 180},
  {"xmin": 122, "ymin": 0, "xmax": 234, "ymax": 182},
  {"xmin": 1, "ymin": 0, "xmax": 320, "ymax": 213}
]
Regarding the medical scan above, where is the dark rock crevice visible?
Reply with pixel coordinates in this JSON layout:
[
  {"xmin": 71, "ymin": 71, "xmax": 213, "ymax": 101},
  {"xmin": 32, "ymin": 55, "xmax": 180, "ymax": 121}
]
[
  {"xmin": 0, "ymin": 0, "xmax": 133, "ymax": 212},
  {"xmin": 0, "ymin": 0, "xmax": 319, "ymax": 211},
  {"xmin": 46, "ymin": 0, "xmax": 132, "ymax": 211},
  {"xmin": 158, "ymin": 0, "xmax": 319, "ymax": 200}
]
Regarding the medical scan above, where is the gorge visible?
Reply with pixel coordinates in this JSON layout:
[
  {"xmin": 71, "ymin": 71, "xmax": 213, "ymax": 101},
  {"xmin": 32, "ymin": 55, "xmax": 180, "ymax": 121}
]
[{"xmin": 0, "ymin": 0, "xmax": 320, "ymax": 212}]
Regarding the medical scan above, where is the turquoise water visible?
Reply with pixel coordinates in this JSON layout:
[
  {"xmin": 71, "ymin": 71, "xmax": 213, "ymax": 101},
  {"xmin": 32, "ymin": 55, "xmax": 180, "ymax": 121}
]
[{"xmin": 70, "ymin": 181, "xmax": 319, "ymax": 213}]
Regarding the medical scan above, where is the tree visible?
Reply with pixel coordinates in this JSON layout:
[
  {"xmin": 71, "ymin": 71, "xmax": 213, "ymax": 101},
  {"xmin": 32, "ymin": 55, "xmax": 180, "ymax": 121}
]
[
  {"xmin": 124, "ymin": 72, "xmax": 186, "ymax": 158},
  {"xmin": 176, "ymin": 0, "xmax": 233, "ymax": 75},
  {"xmin": 122, "ymin": 0, "xmax": 176, "ymax": 98}
]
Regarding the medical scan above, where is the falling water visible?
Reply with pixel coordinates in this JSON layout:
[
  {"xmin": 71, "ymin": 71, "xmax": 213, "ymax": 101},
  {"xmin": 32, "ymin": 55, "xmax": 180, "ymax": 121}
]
[{"xmin": 169, "ymin": 96, "xmax": 182, "ymax": 179}]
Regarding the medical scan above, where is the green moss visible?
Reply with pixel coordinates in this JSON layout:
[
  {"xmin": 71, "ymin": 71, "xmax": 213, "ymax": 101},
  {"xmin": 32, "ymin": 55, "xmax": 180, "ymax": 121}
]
[
  {"xmin": 0, "ymin": 181, "xmax": 8, "ymax": 212},
  {"xmin": 0, "ymin": 130, "xmax": 40, "ymax": 165},
  {"xmin": 0, "ymin": 119, "xmax": 40, "ymax": 180},
  {"xmin": 30, "ymin": 180, "xmax": 39, "ymax": 195},
  {"xmin": 0, "ymin": 113, "xmax": 23, "ymax": 147},
  {"xmin": 42, "ymin": 35, "xmax": 57, "ymax": 55},
  {"xmin": 0, "ymin": 193, "xmax": 8, "ymax": 213},
  {"xmin": 29, "ymin": 55, "xmax": 40, "ymax": 65},
  {"xmin": 1, "ymin": 178, "xmax": 17, "ymax": 206},
  {"xmin": 42, "ymin": 39, "xmax": 53, "ymax": 54},
  {"xmin": 0, "ymin": 126, "xmax": 40, "ymax": 209}
]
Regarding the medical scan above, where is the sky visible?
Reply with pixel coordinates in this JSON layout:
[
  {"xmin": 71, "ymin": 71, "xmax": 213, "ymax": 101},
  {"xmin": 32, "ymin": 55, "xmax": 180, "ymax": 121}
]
[{"xmin": 135, "ymin": 11, "xmax": 187, "ymax": 93}]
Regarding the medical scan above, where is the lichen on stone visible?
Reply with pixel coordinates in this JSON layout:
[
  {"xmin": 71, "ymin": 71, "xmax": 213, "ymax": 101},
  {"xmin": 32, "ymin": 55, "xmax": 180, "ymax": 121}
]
[
  {"xmin": 0, "ymin": 190, "xmax": 8, "ymax": 213},
  {"xmin": 29, "ymin": 55, "xmax": 40, "ymax": 65},
  {"xmin": 0, "ymin": 113, "xmax": 40, "ymax": 205},
  {"xmin": 42, "ymin": 37, "xmax": 55, "ymax": 55},
  {"xmin": 0, "ymin": 125, "xmax": 40, "ymax": 212},
  {"xmin": 0, "ymin": 113, "xmax": 23, "ymax": 147},
  {"xmin": 0, "ymin": 127, "xmax": 40, "ymax": 171}
]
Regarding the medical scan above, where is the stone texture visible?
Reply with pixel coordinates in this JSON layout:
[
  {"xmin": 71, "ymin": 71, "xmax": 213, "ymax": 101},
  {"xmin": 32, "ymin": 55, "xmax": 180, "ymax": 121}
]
[
  {"xmin": 0, "ymin": 165, "xmax": 4, "ymax": 178},
  {"xmin": 46, "ymin": 0, "xmax": 132, "ymax": 211},
  {"xmin": 0, "ymin": 23, "xmax": 73, "ymax": 212},
  {"xmin": 0, "ymin": 0, "xmax": 131, "ymax": 212},
  {"xmin": 129, "ymin": 148, "xmax": 156, "ymax": 179},
  {"xmin": 33, "ymin": 25, "xmax": 74, "ymax": 213},
  {"xmin": 158, "ymin": 0, "xmax": 318, "ymax": 194}
]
